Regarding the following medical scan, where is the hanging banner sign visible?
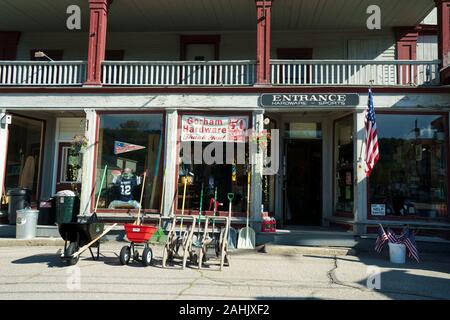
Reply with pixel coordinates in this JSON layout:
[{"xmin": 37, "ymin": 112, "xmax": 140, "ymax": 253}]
[
  {"xmin": 260, "ymin": 93, "xmax": 359, "ymax": 107},
  {"xmin": 181, "ymin": 115, "xmax": 249, "ymax": 142}
]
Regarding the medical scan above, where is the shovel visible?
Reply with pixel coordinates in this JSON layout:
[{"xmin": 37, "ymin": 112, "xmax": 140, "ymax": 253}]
[{"xmin": 237, "ymin": 172, "xmax": 255, "ymax": 249}]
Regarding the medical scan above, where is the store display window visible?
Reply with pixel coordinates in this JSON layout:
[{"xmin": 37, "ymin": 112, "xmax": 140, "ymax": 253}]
[
  {"xmin": 334, "ymin": 115, "xmax": 354, "ymax": 216},
  {"xmin": 369, "ymin": 113, "xmax": 448, "ymax": 221},
  {"xmin": 178, "ymin": 114, "xmax": 250, "ymax": 214},
  {"xmin": 5, "ymin": 115, "xmax": 44, "ymax": 203},
  {"xmin": 95, "ymin": 114, "xmax": 164, "ymax": 211}
]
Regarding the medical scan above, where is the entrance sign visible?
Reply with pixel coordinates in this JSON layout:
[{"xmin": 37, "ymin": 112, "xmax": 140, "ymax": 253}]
[
  {"xmin": 260, "ymin": 93, "xmax": 359, "ymax": 107},
  {"xmin": 181, "ymin": 115, "xmax": 249, "ymax": 142}
]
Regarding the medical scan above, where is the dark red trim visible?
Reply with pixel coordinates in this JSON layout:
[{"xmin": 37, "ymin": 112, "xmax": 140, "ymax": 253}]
[
  {"xmin": 332, "ymin": 113, "xmax": 355, "ymax": 219},
  {"xmin": 2, "ymin": 121, "xmax": 9, "ymax": 199},
  {"xmin": 366, "ymin": 111, "xmax": 450, "ymax": 223},
  {"xmin": 277, "ymin": 48, "xmax": 313, "ymax": 59},
  {"xmin": 394, "ymin": 27, "xmax": 419, "ymax": 85},
  {"xmin": 85, "ymin": 0, "xmax": 110, "ymax": 86},
  {"xmin": 89, "ymin": 113, "xmax": 100, "ymax": 213},
  {"xmin": 255, "ymin": 0, "xmax": 273, "ymax": 85},
  {"xmin": 5, "ymin": 113, "xmax": 46, "ymax": 202},
  {"xmin": 416, "ymin": 24, "xmax": 439, "ymax": 35},
  {"xmin": 174, "ymin": 111, "xmax": 254, "ymax": 216},
  {"xmin": 436, "ymin": 0, "xmax": 450, "ymax": 84},
  {"xmin": 56, "ymin": 142, "xmax": 82, "ymax": 192},
  {"xmin": 179, "ymin": 35, "xmax": 221, "ymax": 61},
  {"xmin": 105, "ymin": 49, "xmax": 125, "ymax": 61},
  {"xmin": 0, "ymin": 32, "xmax": 21, "ymax": 60},
  {"xmin": 90, "ymin": 111, "xmax": 166, "ymax": 213},
  {"xmin": 1, "ymin": 86, "xmax": 449, "ymax": 94}
]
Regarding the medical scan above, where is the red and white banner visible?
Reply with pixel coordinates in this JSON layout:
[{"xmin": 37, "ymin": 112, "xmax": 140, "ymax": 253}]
[{"xmin": 181, "ymin": 115, "xmax": 249, "ymax": 143}]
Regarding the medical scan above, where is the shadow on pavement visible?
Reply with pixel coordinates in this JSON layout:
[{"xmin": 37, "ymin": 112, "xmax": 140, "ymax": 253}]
[{"xmin": 11, "ymin": 251, "xmax": 66, "ymax": 268}]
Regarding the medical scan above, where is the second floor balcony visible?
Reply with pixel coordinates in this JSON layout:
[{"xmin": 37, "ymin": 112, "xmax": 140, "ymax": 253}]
[{"xmin": 0, "ymin": 0, "xmax": 447, "ymax": 88}]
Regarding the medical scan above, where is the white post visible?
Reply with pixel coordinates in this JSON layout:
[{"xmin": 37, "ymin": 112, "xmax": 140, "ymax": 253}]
[
  {"xmin": 0, "ymin": 110, "xmax": 9, "ymax": 200},
  {"xmin": 79, "ymin": 109, "xmax": 98, "ymax": 216},
  {"xmin": 251, "ymin": 110, "xmax": 264, "ymax": 230},
  {"xmin": 354, "ymin": 109, "xmax": 368, "ymax": 235},
  {"xmin": 162, "ymin": 109, "xmax": 178, "ymax": 216}
]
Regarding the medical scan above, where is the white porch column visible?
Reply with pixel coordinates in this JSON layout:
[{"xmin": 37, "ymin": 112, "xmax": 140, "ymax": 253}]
[
  {"xmin": 354, "ymin": 109, "xmax": 368, "ymax": 234},
  {"xmin": 0, "ymin": 110, "xmax": 9, "ymax": 199},
  {"xmin": 80, "ymin": 109, "xmax": 98, "ymax": 216},
  {"xmin": 250, "ymin": 110, "xmax": 264, "ymax": 229},
  {"xmin": 162, "ymin": 109, "xmax": 178, "ymax": 217}
]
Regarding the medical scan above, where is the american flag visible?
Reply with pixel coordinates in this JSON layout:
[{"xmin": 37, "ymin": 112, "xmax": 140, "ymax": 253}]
[
  {"xmin": 374, "ymin": 226, "xmax": 420, "ymax": 263},
  {"xmin": 399, "ymin": 228, "xmax": 420, "ymax": 263},
  {"xmin": 375, "ymin": 225, "xmax": 388, "ymax": 253},
  {"xmin": 364, "ymin": 88, "xmax": 380, "ymax": 177},
  {"xmin": 114, "ymin": 141, "xmax": 146, "ymax": 155}
]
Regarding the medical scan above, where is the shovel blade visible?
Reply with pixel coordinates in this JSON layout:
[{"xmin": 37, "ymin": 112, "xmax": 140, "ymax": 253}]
[
  {"xmin": 237, "ymin": 227, "xmax": 255, "ymax": 249},
  {"xmin": 228, "ymin": 227, "xmax": 237, "ymax": 249}
]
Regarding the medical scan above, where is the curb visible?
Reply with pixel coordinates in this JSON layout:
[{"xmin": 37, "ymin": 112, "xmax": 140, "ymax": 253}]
[
  {"xmin": 0, "ymin": 238, "xmax": 65, "ymax": 247},
  {"xmin": 262, "ymin": 243, "xmax": 356, "ymax": 256}
]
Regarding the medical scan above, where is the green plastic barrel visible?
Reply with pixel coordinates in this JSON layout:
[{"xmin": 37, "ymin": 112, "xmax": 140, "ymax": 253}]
[{"xmin": 55, "ymin": 195, "xmax": 79, "ymax": 224}]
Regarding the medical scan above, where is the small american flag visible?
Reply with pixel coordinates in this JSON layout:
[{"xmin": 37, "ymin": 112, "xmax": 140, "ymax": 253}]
[
  {"xmin": 364, "ymin": 88, "xmax": 380, "ymax": 177},
  {"xmin": 399, "ymin": 228, "xmax": 420, "ymax": 263},
  {"xmin": 375, "ymin": 225, "xmax": 388, "ymax": 253},
  {"xmin": 114, "ymin": 141, "xmax": 146, "ymax": 155}
]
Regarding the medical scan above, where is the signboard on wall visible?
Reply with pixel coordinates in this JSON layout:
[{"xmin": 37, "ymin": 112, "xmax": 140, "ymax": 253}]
[
  {"xmin": 371, "ymin": 204, "xmax": 386, "ymax": 216},
  {"xmin": 260, "ymin": 93, "xmax": 359, "ymax": 107},
  {"xmin": 181, "ymin": 115, "xmax": 249, "ymax": 142}
]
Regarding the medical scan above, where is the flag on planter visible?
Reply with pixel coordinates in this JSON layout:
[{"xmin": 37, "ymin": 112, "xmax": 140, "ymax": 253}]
[
  {"xmin": 114, "ymin": 141, "xmax": 146, "ymax": 155},
  {"xmin": 364, "ymin": 88, "xmax": 380, "ymax": 177}
]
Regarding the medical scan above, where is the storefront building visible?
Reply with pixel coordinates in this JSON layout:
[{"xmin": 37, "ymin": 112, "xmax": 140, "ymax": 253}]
[{"xmin": 0, "ymin": 0, "xmax": 449, "ymax": 240}]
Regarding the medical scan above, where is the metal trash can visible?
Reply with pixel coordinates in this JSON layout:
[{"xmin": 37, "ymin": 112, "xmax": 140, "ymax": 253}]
[
  {"xmin": 38, "ymin": 198, "xmax": 56, "ymax": 225},
  {"xmin": 55, "ymin": 190, "xmax": 79, "ymax": 224},
  {"xmin": 7, "ymin": 188, "xmax": 31, "ymax": 225},
  {"xmin": 16, "ymin": 208, "xmax": 39, "ymax": 239}
]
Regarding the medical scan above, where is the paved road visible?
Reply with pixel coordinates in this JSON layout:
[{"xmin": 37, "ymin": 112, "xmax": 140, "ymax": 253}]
[{"xmin": 0, "ymin": 242, "xmax": 449, "ymax": 300}]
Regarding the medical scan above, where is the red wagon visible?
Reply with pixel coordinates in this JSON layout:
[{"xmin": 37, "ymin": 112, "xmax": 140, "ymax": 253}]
[{"xmin": 119, "ymin": 224, "xmax": 158, "ymax": 266}]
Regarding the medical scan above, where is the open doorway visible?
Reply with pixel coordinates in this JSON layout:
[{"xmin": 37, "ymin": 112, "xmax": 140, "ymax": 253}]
[{"xmin": 284, "ymin": 128, "xmax": 322, "ymax": 226}]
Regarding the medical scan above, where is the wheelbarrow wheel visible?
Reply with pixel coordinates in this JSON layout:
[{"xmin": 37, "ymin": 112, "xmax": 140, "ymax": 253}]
[
  {"xmin": 66, "ymin": 242, "xmax": 79, "ymax": 266},
  {"xmin": 142, "ymin": 247, "xmax": 153, "ymax": 267},
  {"xmin": 119, "ymin": 246, "xmax": 131, "ymax": 265}
]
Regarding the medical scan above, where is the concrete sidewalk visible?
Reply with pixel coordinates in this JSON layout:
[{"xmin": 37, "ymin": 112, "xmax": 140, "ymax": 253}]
[{"xmin": 0, "ymin": 242, "xmax": 449, "ymax": 300}]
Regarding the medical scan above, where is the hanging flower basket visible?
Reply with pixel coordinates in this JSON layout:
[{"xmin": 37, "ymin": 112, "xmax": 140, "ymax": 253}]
[
  {"xmin": 248, "ymin": 129, "xmax": 272, "ymax": 151},
  {"xmin": 71, "ymin": 134, "xmax": 89, "ymax": 154}
]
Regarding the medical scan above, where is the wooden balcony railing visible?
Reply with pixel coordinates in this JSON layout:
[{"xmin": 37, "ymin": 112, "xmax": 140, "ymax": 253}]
[
  {"xmin": 0, "ymin": 61, "xmax": 87, "ymax": 86},
  {"xmin": 102, "ymin": 60, "xmax": 256, "ymax": 86},
  {"xmin": 0, "ymin": 59, "xmax": 442, "ymax": 87},
  {"xmin": 270, "ymin": 60, "xmax": 441, "ymax": 86}
]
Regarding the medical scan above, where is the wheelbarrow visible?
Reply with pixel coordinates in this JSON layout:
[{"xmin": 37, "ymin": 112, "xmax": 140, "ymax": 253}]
[
  {"xmin": 120, "ymin": 224, "xmax": 158, "ymax": 267},
  {"xmin": 59, "ymin": 213, "xmax": 117, "ymax": 266}
]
